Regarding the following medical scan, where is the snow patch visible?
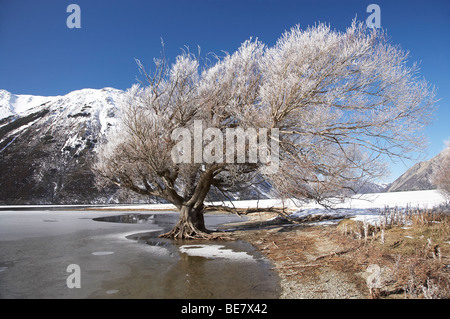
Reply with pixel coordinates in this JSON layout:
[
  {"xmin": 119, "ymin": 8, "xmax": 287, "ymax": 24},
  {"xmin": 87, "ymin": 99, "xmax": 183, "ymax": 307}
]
[
  {"xmin": 92, "ymin": 251, "xmax": 115, "ymax": 256},
  {"xmin": 0, "ymin": 116, "xmax": 42, "ymax": 153},
  {"xmin": 179, "ymin": 244, "xmax": 255, "ymax": 261},
  {"xmin": 286, "ymin": 190, "xmax": 447, "ymax": 226},
  {"xmin": 0, "ymin": 89, "xmax": 59, "ymax": 120}
]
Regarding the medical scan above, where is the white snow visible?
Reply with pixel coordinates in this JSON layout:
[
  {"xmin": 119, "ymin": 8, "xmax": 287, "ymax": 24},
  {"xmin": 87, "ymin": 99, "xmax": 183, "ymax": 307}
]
[
  {"xmin": 332, "ymin": 190, "xmax": 446, "ymax": 210},
  {"xmin": 0, "ymin": 135, "xmax": 18, "ymax": 153},
  {"xmin": 0, "ymin": 116, "xmax": 44, "ymax": 153},
  {"xmin": 0, "ymin": 88, "xmax": 123, "ymax": 155},
  {"xmin": 92, "ymin": 251, "xmax": 115, "ymax": 256},
  {"xmin": 0, "ymin": 89, "xmax": 60, "ymax": 120},
  {"xmin": 287, "ymin": 190, "xmax": 448, "ymax": 226},
  {"xmin": 179, "ymin": 244, "xmax": 255, "ymax": 261},
  {"xmin": 90, "ymin": 190, "xmax": 447, "ymax": 228},
  {"xmin": 173, "ymin": 190, "xmax": 446, "ymax": 228},
  {"xmin": 106, "ymin": 290, "xmax": 119, "ymax": 295}
]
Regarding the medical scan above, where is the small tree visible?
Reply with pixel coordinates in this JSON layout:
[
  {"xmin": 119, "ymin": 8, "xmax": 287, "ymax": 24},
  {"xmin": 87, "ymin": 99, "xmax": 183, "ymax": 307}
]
[
  {"xmin": 95, "ymin": 21, "xmax": 436, "ymax": 239},
  {"xmin": 432, "ymin": 141, "xmax": 450, "ymax": 200}
]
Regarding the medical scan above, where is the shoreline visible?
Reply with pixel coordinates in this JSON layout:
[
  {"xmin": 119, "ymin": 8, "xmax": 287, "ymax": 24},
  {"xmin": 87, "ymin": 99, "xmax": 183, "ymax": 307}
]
[
  {"xmin": 2, "ymin": 203, "xmax": 447, "ymax": 299},
  {"xmin": 219, "ymin": 212, "xmax": 369, "ymax": 299},
  {"xmin": 219, "ymin": 208, "xmax": 450, "ymax": 300}
]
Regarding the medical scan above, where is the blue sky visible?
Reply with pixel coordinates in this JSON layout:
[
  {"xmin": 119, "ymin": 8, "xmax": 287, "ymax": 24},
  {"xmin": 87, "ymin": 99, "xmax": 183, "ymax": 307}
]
[{"xmin": 0, "ymin": 0, "xmax": 449, "ymax": 182}]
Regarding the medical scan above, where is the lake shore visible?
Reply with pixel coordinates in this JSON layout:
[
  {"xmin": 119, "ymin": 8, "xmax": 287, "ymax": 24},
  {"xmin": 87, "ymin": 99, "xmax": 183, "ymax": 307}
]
[
  {"xmin": 219, "ymin": 208, "xmax": 450, "ymax": 299},
  {"xmin": 1, "ymin": 192, "xmax": 447, "ymax": 299},
  {"xmin": 218, "ymin": 212, "xmax": 369, "ymax": 299},
  {"xmin": 0, "ymin": 210, "xmax": 281, "ymax": 299}
]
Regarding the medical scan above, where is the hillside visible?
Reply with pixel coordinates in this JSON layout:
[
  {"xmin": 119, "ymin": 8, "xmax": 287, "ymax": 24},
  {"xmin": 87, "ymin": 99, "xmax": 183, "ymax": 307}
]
[
  {"xmin": 2, "ymin": 87, "xmax": 441, "ymax": 204},
  {"xmin": 387, "ymin": 153, "xmax": 443, "ymax": 192},
  {"xmin": 0, "ymin": 88, "xmax": 272, "ymax": 204},
  {"xmin": 0, "ymin": 88, "xmax": 131, "ymax": 204}
]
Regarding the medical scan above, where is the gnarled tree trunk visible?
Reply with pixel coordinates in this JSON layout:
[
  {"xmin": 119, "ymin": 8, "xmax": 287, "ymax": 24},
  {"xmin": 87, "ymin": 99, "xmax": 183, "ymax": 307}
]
[
  {"xmin": 159, "ymin": 203, "xmax": 209, "ymax": 239},
  {"xmin": 159, "ymin": 166, "xmax": 230, "ymax": 240}
]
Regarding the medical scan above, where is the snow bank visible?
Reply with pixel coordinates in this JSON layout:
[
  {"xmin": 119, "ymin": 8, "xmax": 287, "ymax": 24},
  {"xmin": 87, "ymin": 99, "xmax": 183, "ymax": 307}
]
[{"xmin": 332, "ymin": 190, "xmax": 447, "ymax": 210}]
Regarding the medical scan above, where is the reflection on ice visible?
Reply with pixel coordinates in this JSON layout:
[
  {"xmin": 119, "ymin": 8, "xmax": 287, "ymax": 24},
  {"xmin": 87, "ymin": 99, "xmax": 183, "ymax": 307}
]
[
  {"xmin": 94, "ymin": 214, "xmax": 156, "ymax": 224},
  {"xmin": 93, "ymin": 213, "xmax": 179, "ymax": 232}
]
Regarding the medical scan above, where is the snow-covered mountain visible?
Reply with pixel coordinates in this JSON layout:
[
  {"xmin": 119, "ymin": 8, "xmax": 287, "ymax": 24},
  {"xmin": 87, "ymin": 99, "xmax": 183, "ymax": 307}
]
[
  {"xmin": 1, "ymin": 87, "xmax": 422, "ymax": 205},
  {"xmin": 0, "ymin": 88, "xmax": 272, "ymax": 205},
  {"xmin": 0, "ymin": 89, "xmax": 60, "ymax": 120},
  {"xmin": 387, "ymin": 153, "xmax": 442, "ymax": 192},
  {"xmin": 0, "ymin": 88, "xmax": 134, "ymax": 204}
]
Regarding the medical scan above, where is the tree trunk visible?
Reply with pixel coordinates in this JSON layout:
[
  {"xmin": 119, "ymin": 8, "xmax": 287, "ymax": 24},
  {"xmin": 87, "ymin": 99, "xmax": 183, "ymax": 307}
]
[
  {"xmin": 159, "ymin": 203, "xmax": 210, "ymax": 239},
  {"xmin": 159, "ymin": 165, "xmax": 229, "ymax": 240}
]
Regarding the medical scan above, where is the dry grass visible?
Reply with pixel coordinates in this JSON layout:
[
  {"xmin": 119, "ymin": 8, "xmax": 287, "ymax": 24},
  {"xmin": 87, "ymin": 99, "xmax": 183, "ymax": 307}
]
[
  {"xmin": 335, "ymin": 205, "xmax": 450, "ymax": 299},
  {"xmin": 227, "ymin": 204, "xmax": 450, "ymax": 299}
]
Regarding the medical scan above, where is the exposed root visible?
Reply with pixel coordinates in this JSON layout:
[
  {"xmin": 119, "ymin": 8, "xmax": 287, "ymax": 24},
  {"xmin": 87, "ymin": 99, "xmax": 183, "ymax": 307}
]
[
  {"xmin": 160, "ymin": 204, "xmax": 234, "ymax": 240},
  {"xmin": 158, "ymin": 225, "xmax": 233, "ymax": 240}
]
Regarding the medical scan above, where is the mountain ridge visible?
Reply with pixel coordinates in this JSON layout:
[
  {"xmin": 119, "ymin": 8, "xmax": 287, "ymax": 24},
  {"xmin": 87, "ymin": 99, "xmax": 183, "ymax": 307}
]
[
  {"xmin": 0, "ymin": 87, "xmax": 273, "ymax": 204},
  {"xmin": 387, "ymin": 153, "xmax": 442, "ymax": 193},
  {"xmin": 0, "ymin": 88, "xmax": 129, "ymax": 204},
  {"xmin": 0, "ymin": 88, "xmax": 441, "ymax": 204}
]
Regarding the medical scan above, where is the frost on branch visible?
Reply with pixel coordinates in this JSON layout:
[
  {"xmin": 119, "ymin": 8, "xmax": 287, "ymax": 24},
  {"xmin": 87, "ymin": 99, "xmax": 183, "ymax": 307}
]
[{"xmin": 94, "ymin": 21, "xmax": 436, "ymax": 238}]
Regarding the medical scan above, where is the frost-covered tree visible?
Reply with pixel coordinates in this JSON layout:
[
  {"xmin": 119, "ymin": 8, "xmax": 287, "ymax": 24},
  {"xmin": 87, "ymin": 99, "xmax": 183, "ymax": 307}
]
[
  {"xmin": 432, "ymin": 141, "xmax": 450, "ymax": 200},
  {"xmin": 95, "ymin": 21, "xmax": 435, "ymax": 239}
]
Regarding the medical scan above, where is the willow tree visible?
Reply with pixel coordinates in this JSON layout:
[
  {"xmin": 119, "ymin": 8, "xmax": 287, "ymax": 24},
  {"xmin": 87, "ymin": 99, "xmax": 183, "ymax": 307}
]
[{"xmin": 95, "ymin": 21, "xmax": 435, "ymax": 239}]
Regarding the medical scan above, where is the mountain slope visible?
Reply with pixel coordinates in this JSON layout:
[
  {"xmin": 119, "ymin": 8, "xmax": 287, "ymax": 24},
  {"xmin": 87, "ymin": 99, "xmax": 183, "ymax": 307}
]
[
  {"xmin": 0, "ymin": 89, "xmax": 60, "ymax": 120},
  {"xmin": 0, "ymin": 87, "xmax": 399, "ymax": 205},
  {"xmin": 387, "ymin": 153, "xmax": 443, "ymax": 192},
  {"xmin": 0, "ymin": 88, "xmax": 131, "ymax": 204},
  {"xmin": 0, "ymin": 88, "xmax": 272, "ymax": 205}
]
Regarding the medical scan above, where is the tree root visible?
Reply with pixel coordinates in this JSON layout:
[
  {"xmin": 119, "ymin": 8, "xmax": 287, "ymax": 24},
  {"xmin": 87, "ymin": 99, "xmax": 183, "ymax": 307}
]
[{"xmin": 158, "ymin": 225, "xmax": 233, "ymax": 241}]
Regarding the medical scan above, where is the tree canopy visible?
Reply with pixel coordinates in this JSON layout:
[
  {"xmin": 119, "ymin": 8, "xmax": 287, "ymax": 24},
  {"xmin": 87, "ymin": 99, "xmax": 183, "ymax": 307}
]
[{"xmin": 95, "ymin": 21, "xmax": 436, "ymax": 239}]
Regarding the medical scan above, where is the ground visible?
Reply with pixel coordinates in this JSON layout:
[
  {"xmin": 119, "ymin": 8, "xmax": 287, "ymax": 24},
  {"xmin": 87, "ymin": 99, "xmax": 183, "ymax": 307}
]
[
  {"xmin": 224, "ymin": 213, "xmax": 367, "ymax": 299},
  {"xmin": 218, "ymin": 210, "xmax": 450, "ymax": 299}
]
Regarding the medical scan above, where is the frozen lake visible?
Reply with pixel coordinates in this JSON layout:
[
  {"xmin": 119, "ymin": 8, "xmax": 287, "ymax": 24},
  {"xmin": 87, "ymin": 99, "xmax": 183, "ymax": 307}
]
[{"xmin": 0, "ymin": 209, "xmax": 280, "ymax": 298}]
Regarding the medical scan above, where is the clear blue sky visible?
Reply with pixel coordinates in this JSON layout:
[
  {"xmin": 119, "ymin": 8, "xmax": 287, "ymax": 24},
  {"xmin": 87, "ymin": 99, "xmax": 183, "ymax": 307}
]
[{"xmin": 0, "ymin": 0, "xmax": 449, "ymax": 182}]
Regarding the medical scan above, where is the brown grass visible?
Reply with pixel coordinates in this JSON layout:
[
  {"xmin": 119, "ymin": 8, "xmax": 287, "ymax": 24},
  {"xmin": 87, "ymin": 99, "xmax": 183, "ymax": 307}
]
[
  {"xmin": 334, "ymin": 206, "xmax": 450, "ymax": 298},
  {"xmin": 226, "ymin": 205, "xmax": 450, "ymax": 299}
]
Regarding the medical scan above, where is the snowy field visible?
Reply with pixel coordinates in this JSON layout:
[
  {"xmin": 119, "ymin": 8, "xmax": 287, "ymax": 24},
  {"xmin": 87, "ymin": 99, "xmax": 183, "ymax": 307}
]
[
  {"xmin": 287, "ymin": 189, "xmax": 448, "ymax": 225},
  {"xmin": 213, "ymin": 190, "xmax": 448, "ymax": 226},
  {"xmin": 76, "ymin": 189, "xmax": 449, "ymax": 227},
  {"xmin": 2, "ymin": 190, "xmax": 445, "ymax": 228}
]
